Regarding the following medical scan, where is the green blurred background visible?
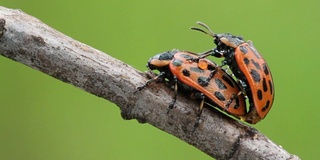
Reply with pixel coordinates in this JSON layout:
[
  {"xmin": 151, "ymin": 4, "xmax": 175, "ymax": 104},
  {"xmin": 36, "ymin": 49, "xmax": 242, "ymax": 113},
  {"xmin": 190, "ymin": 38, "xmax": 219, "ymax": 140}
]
[{"xmin": 0, "ymin": 1, "xmax": 319, "ymax": 159}]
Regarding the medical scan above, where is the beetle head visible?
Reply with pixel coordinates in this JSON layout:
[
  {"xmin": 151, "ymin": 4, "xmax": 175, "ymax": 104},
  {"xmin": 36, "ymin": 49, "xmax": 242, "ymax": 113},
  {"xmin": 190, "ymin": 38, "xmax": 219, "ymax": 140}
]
[{"xmin": 147, "ymin": 51, "xmax": 175, "ymax": 70}]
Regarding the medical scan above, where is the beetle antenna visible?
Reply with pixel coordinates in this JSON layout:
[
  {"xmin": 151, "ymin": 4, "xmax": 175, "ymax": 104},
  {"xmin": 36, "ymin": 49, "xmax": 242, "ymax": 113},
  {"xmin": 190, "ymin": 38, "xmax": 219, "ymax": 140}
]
[
  {"xmin": 191, "ymin": 21, "xmax": 216, "ymax": 38},
  {"xmin": 196, "ymin": 21, "xmax": 215, "ymax": 34}
]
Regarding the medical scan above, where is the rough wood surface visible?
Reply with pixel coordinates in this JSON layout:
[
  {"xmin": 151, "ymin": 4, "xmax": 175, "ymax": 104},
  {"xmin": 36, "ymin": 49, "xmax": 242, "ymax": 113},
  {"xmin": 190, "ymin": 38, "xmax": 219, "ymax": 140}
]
[{"xmin": 0, "ymin": 6, "xmax": 300, "ymax": 160}]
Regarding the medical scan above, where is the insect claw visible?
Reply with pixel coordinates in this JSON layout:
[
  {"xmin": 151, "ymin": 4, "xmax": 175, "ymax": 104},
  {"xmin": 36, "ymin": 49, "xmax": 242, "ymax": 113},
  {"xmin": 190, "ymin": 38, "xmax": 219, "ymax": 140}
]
[
  {"xmin": 167, "ymin": 101, "xmax": 175, "ymax": 114},
  {"xmin": 191, "ymin": 116, "xmax": 201, "ymax": 134}
]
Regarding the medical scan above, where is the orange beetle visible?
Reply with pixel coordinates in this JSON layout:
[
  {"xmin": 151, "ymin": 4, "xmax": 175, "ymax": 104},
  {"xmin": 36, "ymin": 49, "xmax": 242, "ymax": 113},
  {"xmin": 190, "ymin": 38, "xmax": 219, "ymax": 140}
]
[
  {"xmin": 191, "ymin": 22, "xmax": 275, "ymax": 123},
  {"xmin": 137, "ymin": 50, "xmax": 247, "ymax": 119}
]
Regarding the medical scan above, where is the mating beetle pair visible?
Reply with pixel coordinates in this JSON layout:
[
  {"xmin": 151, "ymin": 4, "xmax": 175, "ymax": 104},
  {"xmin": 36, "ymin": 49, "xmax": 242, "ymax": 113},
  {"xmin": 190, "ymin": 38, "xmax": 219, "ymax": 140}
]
[{"xmin": 137, "ymin": 22, "xmax": 275, "ymax": 124}]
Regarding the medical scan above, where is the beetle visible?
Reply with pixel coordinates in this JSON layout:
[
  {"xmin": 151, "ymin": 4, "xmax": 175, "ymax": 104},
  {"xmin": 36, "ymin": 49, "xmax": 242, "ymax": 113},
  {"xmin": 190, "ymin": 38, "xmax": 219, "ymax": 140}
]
[
  {"xmin": 137, "ymin": 50, "xmax": 247, "ymax": 121},
  {"xmin": 191, "ymin": 22, "xmax": 275, "ymax": 124}
]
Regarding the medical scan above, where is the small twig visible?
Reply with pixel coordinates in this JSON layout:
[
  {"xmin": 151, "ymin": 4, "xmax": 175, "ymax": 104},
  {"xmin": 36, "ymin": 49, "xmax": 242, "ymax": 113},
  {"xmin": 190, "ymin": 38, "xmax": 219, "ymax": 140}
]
[{"xmin": 0, "ymin": 6, "xmax": 300, "ymax": 160}]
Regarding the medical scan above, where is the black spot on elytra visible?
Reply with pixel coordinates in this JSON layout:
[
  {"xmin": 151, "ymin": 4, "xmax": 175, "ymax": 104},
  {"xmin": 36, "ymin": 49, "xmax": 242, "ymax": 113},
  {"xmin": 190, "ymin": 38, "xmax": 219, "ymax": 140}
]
[
  {"xmin": 215, "ymin": 78, "xmax": 227, "ymax": 90},
  {"xmin": 182, "ymin": 69, "xmax": 190, "ymax": 77},
  {"xmin": 269, "ymin": 80, "xmax": 273, "ymax": 95},
  {"xmin": 262, "ymin": 100, "xmax": 270, "ymax": 112},
  {"xmin": 251, "ymin": 59, "xmax": 261, "ymax": 70},
  {"xmin": 190, "ymin": 67, "xmax": 204, "ymax": 73},
  {"xmin": 257, "ymin": 89, "xmax": 263, "ymax": 100},
  {"xmin": 250, "ymin": 69, "xmax": 261, "ymax": 83},
  {"xmin": 243, "ymin": 58, "xmax": 250, "ymax": 65},
  {"xmin": 263, "ymin": 63, "xmax": 269, "ymax": 75},
  {"xmin": 172, "ymin": 59, "xmax": 182, "ymax": 66},
  {"xmin": 214, "ymin": 91, "xmax": 226, "ymax": 101},
  {"xmin": 234, "ymin": 97, "xmax": 240, "ymax": 109},
  {"xmin": 233, "ymin": 104, "xmax": 239, "ymax": 110},
  {"xmin": 239, "ymin": 45, "xmax": 248, "ymax": 54},
  {"xmin": 222, "ymin": 75, "xmax": 235, "ymax": 88},
  {"xmin": 207, "ymin": 64, "xmax": 216, "ymax": 70},
  {"xmin": 198, "ymin": 76, "xmax": 209, "ymax": 86},
  {"xmin": 180, "ymin": 53, "xmax": 194, "ymax": 60},
  {"xmin": 262, "ymin": 78, "xmax": 268, "ymax": 92}
]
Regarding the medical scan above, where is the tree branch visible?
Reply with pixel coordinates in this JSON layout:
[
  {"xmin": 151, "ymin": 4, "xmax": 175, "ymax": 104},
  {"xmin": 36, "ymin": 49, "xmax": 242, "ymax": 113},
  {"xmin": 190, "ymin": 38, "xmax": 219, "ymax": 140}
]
[{"xmin": 0, "ymin": 6, "xmax": 300, "ymax": 160}]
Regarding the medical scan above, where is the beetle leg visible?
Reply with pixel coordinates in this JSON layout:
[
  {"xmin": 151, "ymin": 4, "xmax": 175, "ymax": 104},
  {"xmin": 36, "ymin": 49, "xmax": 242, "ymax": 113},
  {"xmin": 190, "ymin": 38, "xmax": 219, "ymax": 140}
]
[
  {"xmin": 198, "ymin": 49, "xmax": 214, "ymax": 59},
  {"xmin": 224, "ymin": 91, "xmax": 245, "ymax": 111},
  {"xmin": 196, "ymin": 93, "xmax": 205, "ymax": 117},
  {"xmin": 233, "ymin": 79, "xmax": 249, "ymax": 99},
  {"xmin": 185, "ymin": 49, "xmax": 214, "ymax": 62},
  {"xmin": 192, "ymin": 92, "xmax": 205, "ymax": 133},
  {"xmin": 225, "ymin": 93, "xmax": 237, "ymax": 109},
  {"xmin": 167, "ymin": 76, "xmax": 178, "ymax": 113},
  {"xmin": 220, "ymin": 59, "xmax": 230, "ymax": 68},
  {"xmin": 212, "ymin": 48, "xmax": 224, "ymax": 58},
  {"xmin": 205, "ymin": 67, "xmax": 218, "ymax": 83},
  {"xmin": 226, "ymin": 94, "xmax": 234, "ymax": 108},
  {"xmin": 135, "ymin": 71, "xmax": 166, "ymax": 93}
]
